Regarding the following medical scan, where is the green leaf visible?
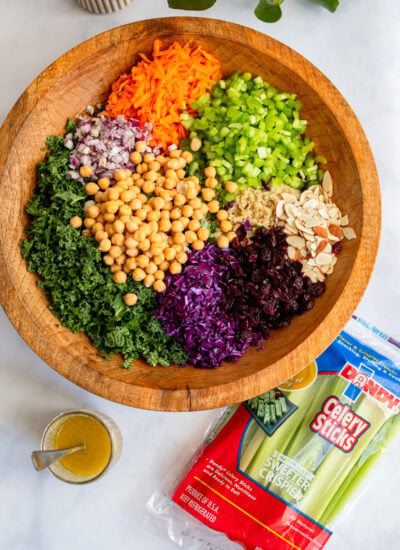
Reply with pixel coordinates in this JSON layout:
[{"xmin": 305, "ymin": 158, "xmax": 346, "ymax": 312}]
[
  {"xmin": 168, "ymin": 0, "xmax": 216, "ymax": 10},
  {"xmin": 309, "ymin": 0, "xmax": 339, "ymax": 12},
  {"xmin": 255, "ymin": 0, "xmax": 283, "ymax": 23}
]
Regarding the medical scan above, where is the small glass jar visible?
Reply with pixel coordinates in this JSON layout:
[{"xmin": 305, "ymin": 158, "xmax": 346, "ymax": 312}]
[{"xmin": 41, "ymin": 410, "xmax": 122, "ymax": 484}]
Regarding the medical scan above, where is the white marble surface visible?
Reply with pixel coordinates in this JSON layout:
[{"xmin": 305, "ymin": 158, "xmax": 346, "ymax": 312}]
[{"xmin": 1, "ymin": 1, "xmax": 400, "ymax": 549}]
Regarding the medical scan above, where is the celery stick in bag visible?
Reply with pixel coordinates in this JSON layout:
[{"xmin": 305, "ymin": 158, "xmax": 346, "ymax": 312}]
[{"xmin": 147, "ymin": 316, "xmax": 400, "ymax": 550}]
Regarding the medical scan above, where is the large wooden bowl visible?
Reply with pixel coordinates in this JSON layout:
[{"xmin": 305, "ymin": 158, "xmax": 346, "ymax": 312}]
[{"xmin": 0, "ymin": 18, "xmax": 380, "ymax": 411}]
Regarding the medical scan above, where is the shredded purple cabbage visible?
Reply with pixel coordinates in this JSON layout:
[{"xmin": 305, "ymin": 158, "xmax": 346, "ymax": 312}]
[
  {"xmin": 64, "ymin": 114, "xmax": 158, "ymax": 182},
  {"xmin": 154, "ymin": 243, "xmax": 260, "ymax": 368}
]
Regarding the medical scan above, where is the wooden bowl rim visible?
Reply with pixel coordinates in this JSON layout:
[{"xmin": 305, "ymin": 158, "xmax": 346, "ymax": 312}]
[{"xmin": 0, "ymin": 17, "xmax": 380, "ymax": 411}]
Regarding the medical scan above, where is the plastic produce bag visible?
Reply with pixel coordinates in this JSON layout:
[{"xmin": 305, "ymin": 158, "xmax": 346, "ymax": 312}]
[{"xmin": 147, "ymin": 316, "xmax": 400, "ymax": 549}]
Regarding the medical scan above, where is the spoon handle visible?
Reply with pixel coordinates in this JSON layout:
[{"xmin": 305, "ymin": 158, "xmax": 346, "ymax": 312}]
[{"xmin": 31, "ymin": 444, "xmax": 84, "ymax": 471}]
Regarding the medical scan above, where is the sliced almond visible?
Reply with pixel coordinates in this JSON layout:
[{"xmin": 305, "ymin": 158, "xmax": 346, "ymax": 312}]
[
  {"xmin": 276, "ymin": 200, "xmax": 286, "ymax": 219},
  {"xmin": 281, "ymin": 193, "xmax": 296, "ymax": 204},
  {"xmin": 287, "ymin": 246, "xmax": 300, "ymax": 261},
  {"xmin": 318, "ymin": 208, "xmax": 329, "ymax": 220},
  {"xmin": 316, "ymin": 240, "xmax": 329, "ymax": 255},
  {"xmin": 284, "ymin": 203, "xmax": 298, "ymax": 219},
  {"xmin": 304, "ymin": 216, "xmax": 324, "ymax": 228},
  {"xmin": 294, "ymin": 219, "xmax": 314, "ymax": 235},
  {"xmin": 315, "ymin": 252, "xmax": 333, "ymax": 266},
  {"xmin": 322, "ymin": 171, "xmax": 333, "ymax": 197},
  {"xmin": 343, "ymin": 226, "xmax": 356, "ymax": 240},
  {"xmin": 340, "ymin": 215, "xmax": 349, "ymax": 226},
  {"xmin": 314, "ymin": 226, "xmax": 328, "ymax": 239},
  {"xmin": 287, "ymin": 235, "xmax": 306, "ymax": 249},
  {"xmin": 320, "ymin": 264, "xmax": 334, "ymax": 275},
  {"xmin": 328, "ymin": 223, "xmax": 343, "ymax": 239},
  {"xmin": 312, "ymin": 266, "xmax": 326, "ymax": 281}
]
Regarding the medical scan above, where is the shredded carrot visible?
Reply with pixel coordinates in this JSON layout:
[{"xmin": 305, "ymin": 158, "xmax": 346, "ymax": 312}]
[{"xmin": 103, "ymin": 40, "xmax": 221, "ymax": 150}]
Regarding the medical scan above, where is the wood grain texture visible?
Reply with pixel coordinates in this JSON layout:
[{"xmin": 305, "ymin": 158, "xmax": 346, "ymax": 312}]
[{"xmin": 0, "ymin": 18, "xmax": 380, "ymax": 411}]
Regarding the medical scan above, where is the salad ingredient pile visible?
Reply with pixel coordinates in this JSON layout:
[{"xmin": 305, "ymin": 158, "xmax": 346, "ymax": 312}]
[{"xmin": 21, "ymin": 39, "xmax": 355, "ymax": 369}]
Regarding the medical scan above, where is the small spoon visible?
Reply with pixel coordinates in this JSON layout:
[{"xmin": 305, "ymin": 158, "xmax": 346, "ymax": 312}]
[{"xmin": 31, "ymin": 444, "xmax": 84, "ymax": 471}]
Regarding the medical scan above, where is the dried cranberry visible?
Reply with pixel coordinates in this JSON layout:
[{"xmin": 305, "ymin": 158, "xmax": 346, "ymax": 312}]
[
  {"xmin": 309, "ymin": 282, "xmax": 326, "ymax": 297},
  {"xmin": 332, "ymin": 241, "xmax": 342, "ymax": 254}
]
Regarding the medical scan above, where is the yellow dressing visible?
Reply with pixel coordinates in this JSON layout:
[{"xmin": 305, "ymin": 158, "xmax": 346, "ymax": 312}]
[{"xmin": 54, "ymin": 414, "xmax": 112, "ymax": 478}]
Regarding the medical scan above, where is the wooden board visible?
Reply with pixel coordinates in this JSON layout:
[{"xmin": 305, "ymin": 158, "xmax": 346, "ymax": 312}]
[{"xmin": 0, "ymin": 17, "xmax": 380, "ymax": 411}]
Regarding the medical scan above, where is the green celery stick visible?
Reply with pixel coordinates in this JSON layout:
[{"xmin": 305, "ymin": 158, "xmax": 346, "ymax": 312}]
[
  {"xmin": 280, "ymin": 397, "xmax": 287, "ymax": 414},
  {"xmin": 300, "ymin": 396, "xmax": 389, "ymax": 520},
  {"xmin": 270, "ymin": 404, "xmax": 277, "ymax": 424},
  {"xmin": 319, "ymin": 413, "xmax": 400, "ymax": 525},
  {"xmin": 257, "ymin": 399, "xmax": 266, "ymax": 418}
]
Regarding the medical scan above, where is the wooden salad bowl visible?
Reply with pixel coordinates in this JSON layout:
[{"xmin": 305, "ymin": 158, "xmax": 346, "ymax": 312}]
[{"xmin": 0, "ymin": 18, "xmax": 380, "ymax": 411}]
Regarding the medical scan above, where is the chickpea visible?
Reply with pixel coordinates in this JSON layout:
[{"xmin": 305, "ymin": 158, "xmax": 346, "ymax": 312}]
[
  {"xmin": 97, "ymin": 214, "xmax": 105, "ymax": 225},
  {"xmin": 125, "ymin": 257, "xmax": 137, "ymax": 271},
  {"xmin": 136, "ymin": 208, "xmax": 147, "ymax": 221},
  {"xmin": 176, "ymin": 251, "xmax": 188, "ymax": 264},
  {"xmin": 208, "ymin": 200, "xmax": 220, "ymax": 214},
  {"xmin": 181, "ymin": 205, "xmax": 193, "ymax": 218},
  {"xmin": 182, "ymin": 151, "xmax": 193, "ymax": 163},
  {"xmin": 185, "ymin": 231, "xmax": 197, "ymax": 244},
  {"xmin": 197, "ymin": 227, "xmax": 209, "ymax": 241},
  {"xmin": 204, "ymin": 166, "xmax": 216, "ymax": 179},
  {"xmin": 160, "ymin": 211, "xmax": 171, "ymax": 220},
  {"xmin": 138, "ymin": 238, "xmax": 150, "ymax": 252},
  {"xmin": 113, "ymin": 271, "xmax": 127, "ymax": 284},
  {"xmin": 124, "ymin": 236, "xmax": 138, "ymax": 249},
  {"xmin": 217, "ymin": 235, "xmax": 230, "ymax": 249},
  {"xmin": 188, "ymin": 219, "xmax": 200, "ymax": 232},
  {"xmin": 95, "ymin": 229, "xmax": 108, "ymax": 242},
  {"xmin": 143, "ymin": 153, "xmax": 155, "ymax": 164},
  {"xmin": 174, "ymin": 194, "xmax": 186, "ymax": 207},
  {"xmin": 129, "ymin": 198, "xmax": 143, "ymax": 211},
  {"xmin": 124, "ymin": 245, "xmax": 138, "ymax": 258},
  {"xmin": 220, "ymin": 220, "xmax": 233, "ymax": 233},
  {"xmin": 115, "ymin": 253, "xmax": 127, "ymax": 266},
  {"xmin": 159, "ymin": 218, "xmax": 171, "ymax": 232},
  {"xmin": 123, "ymin": 293, "xmax": 138, "ymax": 306},
  {"xmin": 188, "ymin": 198, "xmax": 202, "ymax": 209},
  {"xmin": 150, "ymin": 244, "xmax": 163, "ymax": 257},
  {"xmin": 227, "ymin": 231, "xmax": 236, "ymax": 242},
  {"xmin": 170, "ymin": 220, "xmax": 183, "ymax": 233},
  {"xmin": 70, "ymin": 216, "xmax": 82, "ymax": 229},
  {"xmin": 104, "ymin": 212, "xmax": 115, "ymax": 223},
  {"xmin": 98, "ymin": 177, "xmax": 111, "ymax": 190},
  {"xmin": 154, "ymin": 270, "xmax": 165, "ymax": 282},
  {"xmin": 169, "ymin": 261, "xmax": 182, "ymax": 275},
  {"xmin": 85, "ymin": 182, "xmax": 99, "ymax": 195},
  {"xmin": 153, "ymin": 253, "xmax": 165, "ymax": 266},
  {"xmin": 84, "ymin": 217, "xmax": 95, "ymax": 229},
  {"xmin": 190, "ymin": 138, "xmax": 201, "ymax": 152},
  {"xmin": 147, "ymin": 210, "xmax": 161, "ymax": 222},
  {"xmin": 202, "ymin": 188, "xmax": 215, "ymax": 202},
  {"xmin": 149, "ymin": 161, "xmax": 161, "ymax": 172},
  {"xmin": 115, "ymin": 169, "xmax": 130, "ymax": 181},
  {"xmin": 105, "ymin": 201, "xmax": 120, "ymax": 214},
  {"xmin": 103, "ymin": 254, "xmax": 114, "ymax": 266},
  {"xmin": 110, "ymin": 264, "xmax": 121, "ymax": 274},
  {"xmin": 125, "ymin": 220, "xmax": 138, "ymax": 233},
  {"xmin": 136, "ymin": 254, "xmax": 150, "ymax": 268},
  {"xmin": 149, "ymin": 233, "xmax": 162, "ymax": 244},
  {"xmin": 137, "ymin": 193, "xmax": 148, "ymax": 204},
  {"xmin": 80, "ymin": 165, "xmax": 92, "ymax": 178},
  {"xmin": 130, "ymin": 151, "xmax": 142, "ymax": 164},
  {"xmin": 152, "ymin": 197, "xmax": 165, "ymax": 211},
  {"xmin": 185, "ymin": 186, "xmax": 197, "ymax": 200},
  {"xmin": 120, "ymin": 189, "xmax": 134, "ymax": 203},
  {"xmin": 94, "ymin": 191, "xmax": 104, "ymax": 203},
  {"xmin": 108, "ymin": 245, "xmax": 122, "ymax": 259},
  {"xmin": 225, "ymin": 181, "xmax": 239, "ymax": 194},
  {"xmin": 205, "ymin": 177, "xmax": 218, "ymax": 189},
  {"xmin": 192, "ymin": 209, "xmax": 204, "ymax": 221},
  {"xmin": 164, "ymin": 247, "xmax": 176, "ymax": 261},
  {"xmin": 148, "ymin": 221, "xmax": 159, "ymax": 233},
  {"xmin": 87, "ymin": 205, "xmax": 100, "ymax": 219},
  {"xmin": 192, "ymin": 240, "xmax": 205, "ymax": 251},
  {"xmin": 112, "ymin": 220, "xmax": 125, "ymax": 234},
  {"xmin": 111, "ymin": 233, "xmax": 123, "ymax": 247},
  {"xmin": 217, "ymin": 209, "xmax": 228, "ymax": 221},
  {"xmin": 146, "ymin": 262, "xmax": 158, "ymax": 275},
  {"xmin": 132, "ymin": 267, "xmax": 146, "ymax": 281},
  {"xmin": 170, "ymin": 208, "xmax": 181, "ymax": 220},
  {"xmin": 167, "ymin": 159, "xmax": 180, "ymax": 171},
  {"xmin": 176, "ymin": 168, "xmax": 186, "ymax": 180},
  {"xmin": 180, "ymin": 217, "xmax": 190, "ymax": 229},
  {"xmin": 142, "ymin": 181, "xmax": 155, "ymax": 194},
  {"xmin": 164, "ymin": 178, "xmax": 177, "ymax": 190},
  {"xmin": 143, "ymin": 274, "xmax": 155, "ymax": 288},
  {"xmin": 119, "ymin": 207, "xmax": 132, "ymax": 219},
  {"xmin": 159, "ymin": 261, "xmax": 169, "ymax": 272},
  {"xmin": 153, "ymin": 280, "xmax": 166, "ymax": 293}
]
